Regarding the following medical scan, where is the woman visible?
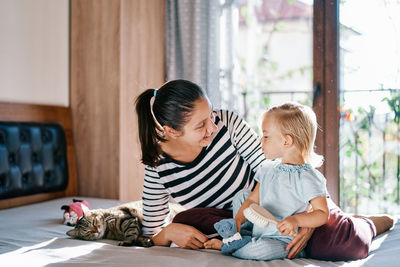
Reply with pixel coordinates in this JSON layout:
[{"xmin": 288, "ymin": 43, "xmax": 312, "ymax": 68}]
[{"xmin": 135, "ymin": 79, "xmax": 393, "ymax": 260}]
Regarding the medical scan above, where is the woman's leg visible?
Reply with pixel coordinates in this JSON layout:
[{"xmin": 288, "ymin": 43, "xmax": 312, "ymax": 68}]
[{"xmin": 306, "ymin": 197, "xmax": 393, "ymax": 261}]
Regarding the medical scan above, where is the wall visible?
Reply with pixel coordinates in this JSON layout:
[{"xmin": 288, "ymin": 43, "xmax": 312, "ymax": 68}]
[
  {"xmin": 0, "ymin": 0, "xmax": 69, "ymax": 106},
  {"xmin": 70, "ymin": 0, "xmax": 165, "ymax": 201},
  {"xmin": 120, "ymin": 0, "xmax": 165, "ymax": 201}
]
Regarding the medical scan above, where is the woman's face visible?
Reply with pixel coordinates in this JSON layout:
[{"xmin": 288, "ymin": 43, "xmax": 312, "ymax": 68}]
[
  {"xmin": 179, "ymin": 97, "xmax": 218, "ymax": 147},
  {"xmin": 260, "ymin": 113, "xmax": 285, "ymax": 160}
]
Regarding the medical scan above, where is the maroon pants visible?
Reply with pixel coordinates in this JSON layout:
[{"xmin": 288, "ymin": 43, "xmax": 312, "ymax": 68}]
[
  {"xmin": 305, "ymin": 198, "xmax": 376, "ymax": 261},
  {"xmin": 173, "ymin": 199, "xmax": 376, "ymax": 261}
]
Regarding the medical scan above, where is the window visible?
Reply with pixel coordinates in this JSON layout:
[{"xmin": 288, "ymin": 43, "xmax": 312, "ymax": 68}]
[
  {"xmin": 225, "ymin": 0, "xmax": 400, "ymax": 213},
  {"xmin": 222, "ymin": 0, "xmax": 340, "ymax": 202},
  {"xmin": 339, "ymin": 0, "xmax": 400, "ymax": 214}
]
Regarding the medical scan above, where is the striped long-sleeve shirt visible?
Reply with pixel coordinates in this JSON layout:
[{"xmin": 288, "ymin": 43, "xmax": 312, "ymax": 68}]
[{"xmin": 142, "ymin": 110, "xmax": 266, "ymax": 236}]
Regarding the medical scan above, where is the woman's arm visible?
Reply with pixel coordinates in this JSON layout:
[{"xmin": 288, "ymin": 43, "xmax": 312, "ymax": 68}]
[
  {"xmin": 222, "ymin": 110, "xmax": 266, "ymax": 172},
  {"xmin": 234, "ymin": 183, "xmax": 260, "ymax": 232},
  {"xmin": 150, "ymin": 223, "xmax": 208, "ymax": 249},
  {"xmin": 143, "ymin": 168, "xmax": 208, "ymax": 249},
  {"xmin": 141, "ymin": 167, "xmax": 171, "ymax": 237}
]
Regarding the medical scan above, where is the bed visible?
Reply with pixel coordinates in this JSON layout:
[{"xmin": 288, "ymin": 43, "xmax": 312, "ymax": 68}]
[
  {"xmin": 0, "ymin": 197, "xmax": 399, "ymax": 267},
  {"xmin": 0, "ymin": 102, "xmax": 399, "ymax": 267}
]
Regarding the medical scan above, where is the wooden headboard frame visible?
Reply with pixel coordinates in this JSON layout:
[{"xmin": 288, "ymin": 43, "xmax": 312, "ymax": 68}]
[{"xmin": 0, "ymin": 102, "xmax": 78, "ymax": 209}]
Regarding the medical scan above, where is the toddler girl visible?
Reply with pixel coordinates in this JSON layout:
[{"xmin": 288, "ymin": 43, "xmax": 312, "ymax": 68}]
[{"xmin": 205, "ymin": 102, "xmax": 329, "ymax": 260}]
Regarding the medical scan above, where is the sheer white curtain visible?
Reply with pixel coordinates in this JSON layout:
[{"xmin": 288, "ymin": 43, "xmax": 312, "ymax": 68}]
[
  {"xmin": 219, "ymin": 0, "xmax": 240, "ymax": 112},
  {"xmin": 165, "ymin": 0, "xmax": 239, "ymax": 111}
]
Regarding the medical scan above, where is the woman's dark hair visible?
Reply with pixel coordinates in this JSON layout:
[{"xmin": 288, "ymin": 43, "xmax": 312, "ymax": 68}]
[{"xmin": 135, "ymin": 79, "xmax": 206, "ymax": 167}]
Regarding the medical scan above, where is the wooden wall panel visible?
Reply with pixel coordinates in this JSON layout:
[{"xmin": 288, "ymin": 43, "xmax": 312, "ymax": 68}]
[
  {"xmin": 71, "ymin": 0, "xmax": 165, "ymax": 201},
  {"xmin": 120, "ymin": 0, "xmax": 165, "ymax": 201},
  {"xmin": 71, "ymin": 0, "xmax": 121, "ymax": 199}
]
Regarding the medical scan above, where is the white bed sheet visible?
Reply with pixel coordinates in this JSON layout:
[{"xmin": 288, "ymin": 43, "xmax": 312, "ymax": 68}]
[{"xmin": 0, "ymin": 197, "xmax": 398, "ymax": 267}]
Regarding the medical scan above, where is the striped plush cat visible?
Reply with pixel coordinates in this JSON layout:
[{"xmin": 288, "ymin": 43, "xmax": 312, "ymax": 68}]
[{"xmin": 66, "ymin": 204, "xmax": 153, "ymax": 247}]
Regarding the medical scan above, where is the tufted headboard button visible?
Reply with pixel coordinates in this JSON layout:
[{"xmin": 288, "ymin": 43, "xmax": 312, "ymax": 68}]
[
  {"xmin": 0, "ymin": 174, "xmax": 6, "ymax": 188},
  {"xmin": 20, "ymin": 129, "xmax": 30, "ymax": 143},
  {"xmin": 32, "ymin": 152, "xmax": 39, "ymax": 163},
  {"xmin": 41, "ymin": 129, "xmax": 52, "ymax": 143},
  {"xmin": 21, "ymin": 173, "xmax": 29, "ymax": 185},
  {"xmin": 0, "ymin": 130, "xmax": 6, "ymax": 145},
  {"xmin": 8, "ymin": 153, "xmax": 16, "ymax": 165}
]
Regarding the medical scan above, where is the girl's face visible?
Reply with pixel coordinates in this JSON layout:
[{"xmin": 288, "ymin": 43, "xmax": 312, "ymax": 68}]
[
  {"xmin": 260, "ymin": 113, "xmax": 286, "ymax": 160},
  {"xmin": 179, "ymin": 97, "xmax": 218, "ymax": 147}
]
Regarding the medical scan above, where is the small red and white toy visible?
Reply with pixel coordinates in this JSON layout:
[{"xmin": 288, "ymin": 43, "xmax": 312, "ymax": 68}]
[{"xmin": 61, "ymin": 199, "xmax": 90, "ymax": 226}]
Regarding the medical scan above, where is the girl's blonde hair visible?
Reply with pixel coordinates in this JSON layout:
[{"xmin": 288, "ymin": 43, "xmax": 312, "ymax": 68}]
[{"xmin": 265, "ymin": 102, "xmax": 324, "ymax": 168}]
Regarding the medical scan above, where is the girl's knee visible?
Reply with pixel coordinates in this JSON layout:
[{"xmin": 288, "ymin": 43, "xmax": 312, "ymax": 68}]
[
  {"xmin": 233, "ymin": 246, "xmax": 288, "ymax": 261},
  {"xmin": 232, "ymin": 237, "xmax": 288, "ymax": 261}
]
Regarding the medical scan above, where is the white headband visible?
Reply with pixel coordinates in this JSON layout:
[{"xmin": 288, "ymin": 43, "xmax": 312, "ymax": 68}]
[{"xmin": 150, "ymin": 94, "xmax": 166, "ymax": 137}]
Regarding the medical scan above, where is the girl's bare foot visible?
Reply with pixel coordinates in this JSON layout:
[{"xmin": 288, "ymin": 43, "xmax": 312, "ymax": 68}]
[{"xmin": 204, "ymin": 238, "xmax": 222, "ymax": 250}]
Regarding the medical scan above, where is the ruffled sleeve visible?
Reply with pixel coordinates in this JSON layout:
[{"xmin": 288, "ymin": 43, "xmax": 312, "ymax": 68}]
[{"xmin": 300, "ymin": 168, "xmax": 327, "ymax": 203}]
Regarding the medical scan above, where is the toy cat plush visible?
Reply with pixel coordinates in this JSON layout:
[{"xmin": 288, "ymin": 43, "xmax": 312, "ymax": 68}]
[{"xmin": 214, "ymin": 218, "xmax": 251, "ymax": 254}]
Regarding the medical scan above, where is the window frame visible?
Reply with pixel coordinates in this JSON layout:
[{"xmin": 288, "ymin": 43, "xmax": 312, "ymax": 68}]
[{"xmin": 313, "ymin": 0, "xmax": 339, "ymax": 204}]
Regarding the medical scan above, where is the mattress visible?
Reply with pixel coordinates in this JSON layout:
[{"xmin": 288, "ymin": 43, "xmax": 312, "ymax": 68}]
[{"xmin": 0, "ymin": 197, "xmax": 398, "ymax": 267}]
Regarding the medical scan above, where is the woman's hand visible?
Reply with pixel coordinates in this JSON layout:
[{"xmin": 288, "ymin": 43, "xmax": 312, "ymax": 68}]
[
  {"xmin": 286, "ymin": 226, "xmax": 315, "ymax": 259},
  {"xmin": 151, "ymin": 223, "xmax": 208, "ymax": 249}
]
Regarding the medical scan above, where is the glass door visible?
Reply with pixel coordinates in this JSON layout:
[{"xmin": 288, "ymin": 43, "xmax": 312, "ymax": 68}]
[
  {"xmin": 339, "ymin": 0, "xmax": 400, "ymax": 214},
  {"xmin": 223, "ymin": 0, "xmax": 339, "ymax": 200}
]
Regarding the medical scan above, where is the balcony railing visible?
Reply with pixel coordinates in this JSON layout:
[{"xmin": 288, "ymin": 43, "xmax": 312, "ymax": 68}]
[{"xmin": 339, "ymin": 89, "xmax": 400, "ymax": 214}]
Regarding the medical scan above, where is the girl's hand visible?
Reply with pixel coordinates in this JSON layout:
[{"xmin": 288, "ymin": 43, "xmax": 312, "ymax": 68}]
[
  {"xmin": 286, "ymin": 226, "xmax": 315, "ymax": 259},
  {"xmin": 277, "ymin": 215, "xmax": 298, "ymax": 236},
  {"xmin": 152, "ymin": 223, "xmax": 208, "ymax": 249}
]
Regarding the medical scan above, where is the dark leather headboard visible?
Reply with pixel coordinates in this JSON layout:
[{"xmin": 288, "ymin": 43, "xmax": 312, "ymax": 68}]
[{"xmin": 0, "ymin": 122, "xmax": 68, "ymax": 199}]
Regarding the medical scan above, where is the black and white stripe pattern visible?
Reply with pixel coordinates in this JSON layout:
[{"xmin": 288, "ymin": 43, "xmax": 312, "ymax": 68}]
[{"xmin": 142, "ymin": 110, "xmax": 266, "ymax": 236}]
